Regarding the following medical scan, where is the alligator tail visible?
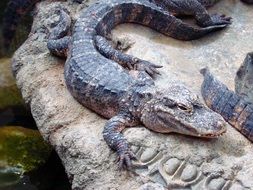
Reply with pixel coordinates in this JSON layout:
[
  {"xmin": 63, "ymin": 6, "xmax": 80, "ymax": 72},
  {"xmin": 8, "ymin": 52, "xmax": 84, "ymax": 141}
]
[
  {"xmin": 200, "ymin": 67, "xmax": 253, "ymax": 142},
  {"xmin": 165, "ymin": 21, "xmax": 227, "ymax": 41},
  {"xmin": 94, "ymin": 0, "xmax": 230, "ymax": 41},
  {"xmin": 122, "ymin": 0, "xmax": 228, "ymax": 41}
]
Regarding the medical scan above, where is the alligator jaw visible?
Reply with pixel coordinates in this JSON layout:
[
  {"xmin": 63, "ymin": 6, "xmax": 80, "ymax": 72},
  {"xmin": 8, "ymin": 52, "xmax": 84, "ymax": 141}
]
[{"xmin": 197, "ymin": 123, "xmax": 227, "ymax": 138}]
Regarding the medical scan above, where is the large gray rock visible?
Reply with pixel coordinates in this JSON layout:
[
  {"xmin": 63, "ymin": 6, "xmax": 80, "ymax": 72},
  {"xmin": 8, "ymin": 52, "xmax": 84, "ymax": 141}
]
[{"xmin": 12, "ymin": 0, "xmax": 253, "ymax": 189}]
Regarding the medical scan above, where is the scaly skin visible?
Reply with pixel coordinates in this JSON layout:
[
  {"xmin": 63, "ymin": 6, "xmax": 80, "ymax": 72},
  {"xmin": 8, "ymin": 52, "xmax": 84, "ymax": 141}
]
[
  {"xmin": 151, "ymin": 0, "xmax": 231, "ymax": 27},
  {"xmin": 47, "ymin": 0, "xmax": 227, "ymax": 169},
  {"xmin": 1, "ymin": 0, "xmax": 83, "ymax": 50},
  {"xmin": 235, "ymin": 52, "xmax": 253, "ymax": 103},
  {"xmin": 2, "ymin": 0, "xmax": 233, "ymax": 50},
  {"xmin": 201, "ymin": 67, "xmax": 253, "ymax": 142}
]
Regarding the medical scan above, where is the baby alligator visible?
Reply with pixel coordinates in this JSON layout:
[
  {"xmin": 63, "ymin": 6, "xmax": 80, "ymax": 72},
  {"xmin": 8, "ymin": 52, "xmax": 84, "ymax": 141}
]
[
  {"xmin": 47, "ymin": 0, "xmax": 228, "ymax": 169},
  {"xmin": 201, "ymin": 65, "xmax": 253, "ymax": 142},
  {"xmin": 2, "ymin": 0, "xmax": 233, "ymax": 50}
]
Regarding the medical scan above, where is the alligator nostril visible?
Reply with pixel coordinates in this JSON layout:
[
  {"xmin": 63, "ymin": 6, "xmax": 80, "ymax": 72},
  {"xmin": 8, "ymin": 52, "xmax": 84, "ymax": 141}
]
[{"xmin": 217, "ymin": 120, "xmax": 227, "ymax": 132}]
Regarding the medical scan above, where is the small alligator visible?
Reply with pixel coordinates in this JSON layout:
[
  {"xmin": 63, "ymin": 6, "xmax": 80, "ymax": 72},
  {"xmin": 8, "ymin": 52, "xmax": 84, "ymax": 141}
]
[
  {"xmin": 201, "ymin": 60, "xmax": 253, "ymax": 142},
  {"xmin": 2, "ymin": 0, "xmax": 234, "ymax": 50},
  {"xmin": 47, "ymin": 0, "xmax": 228, "ymax": 169}
]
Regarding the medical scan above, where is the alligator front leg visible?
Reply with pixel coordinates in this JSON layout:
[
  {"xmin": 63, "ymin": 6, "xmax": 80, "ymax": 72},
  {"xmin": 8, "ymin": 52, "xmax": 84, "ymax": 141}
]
[
  {"xmin": 152, "ymin": 0, "xmax": 231, "ymax": 27},
  {"xmin": 94, "ymin": 35, "xmax": 162, "ymax": 78},
  {"xmin": 103, "ymin": 115, "xmax": 137, "ymax": 169}
]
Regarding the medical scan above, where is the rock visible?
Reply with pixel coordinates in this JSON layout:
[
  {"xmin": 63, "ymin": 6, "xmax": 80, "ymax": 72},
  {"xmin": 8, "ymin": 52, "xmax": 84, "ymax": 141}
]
[
  {"xmin": 11, "ymin": 0, "xmax": 253, "ymax": 189},
  {"xmin": 139, "ymin": 182, "xmax": 166, "ymax": 190},
  {"xmin": 0, "ymin": 58, "xmax": 24, "ymax": 110},
  {"xmin": 0, "ymin": 126, "xmax": 52, "ymax": 172}
]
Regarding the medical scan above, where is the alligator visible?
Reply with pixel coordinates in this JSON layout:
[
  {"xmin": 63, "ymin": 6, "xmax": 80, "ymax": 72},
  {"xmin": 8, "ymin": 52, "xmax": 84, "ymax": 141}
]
[
  {"xmin": 47, "ymin": 0, "xmax": 228, "ymax": 169},
  {"xmin": 235, "ymin": 52, "xmax": 253, "ymax": 104},
  {"xmin": 2, "ymin": 0, "xmax": 234, "ymax": 50},
  {"xmin": 201, "ymin": 61, "xmax": 253, "ymax": 142}
]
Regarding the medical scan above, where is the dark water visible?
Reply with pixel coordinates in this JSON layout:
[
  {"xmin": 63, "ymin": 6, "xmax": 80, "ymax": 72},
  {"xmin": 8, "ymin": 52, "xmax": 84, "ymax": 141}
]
[
  {"xmin": 0, "ymin": 151, "xmax": 71, "ymax": 190},
  {"xmin": 0, "ymin": 1, "xmax": 71, "ymax": 190}
]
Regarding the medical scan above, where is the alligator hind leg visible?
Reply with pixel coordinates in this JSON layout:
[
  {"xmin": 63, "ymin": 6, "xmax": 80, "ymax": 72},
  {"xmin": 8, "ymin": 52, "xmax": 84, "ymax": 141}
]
[
  {"xmin": 94, "ymin": 35, "xmax": 162, "ymax": 78},
  {"xmin": 153, "ymin": 0, "xmax": 232, "ymax": 27},
  {"xmin": 47, "ymin": 9, "xmax": 71, "ymax": 57}
]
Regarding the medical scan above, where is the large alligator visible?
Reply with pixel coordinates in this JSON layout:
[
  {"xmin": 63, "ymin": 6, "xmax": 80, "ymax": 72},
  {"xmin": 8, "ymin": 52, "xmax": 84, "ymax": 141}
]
[
  {"xmin": 47, "ymin": 0, "xmax": 228, "ymax": 169},
  {"xmin": 201, "ymin": 57, "xmax": 253, "ymax": 142},
  {"xmin": 2, "ymin": 0, "xmax": 234, "ymax": 50}
]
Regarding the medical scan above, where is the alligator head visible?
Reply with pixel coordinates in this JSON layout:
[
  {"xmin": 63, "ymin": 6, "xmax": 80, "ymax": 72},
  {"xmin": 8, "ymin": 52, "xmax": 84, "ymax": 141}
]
[{"xmin": 140, "ymin": 84, "xmax": 227, "ymax": 138}]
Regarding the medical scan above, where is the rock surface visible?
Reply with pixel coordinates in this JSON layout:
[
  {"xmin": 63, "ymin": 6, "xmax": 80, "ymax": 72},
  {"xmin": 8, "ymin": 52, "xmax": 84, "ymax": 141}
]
[{"xmin": 12, "ymin": 0, "xmax": 253, "ymax": 189}]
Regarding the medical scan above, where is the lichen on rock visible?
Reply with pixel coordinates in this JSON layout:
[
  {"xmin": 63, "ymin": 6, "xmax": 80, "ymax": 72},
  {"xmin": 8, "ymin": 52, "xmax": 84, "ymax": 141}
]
[{"xmin": 0, "ymin": 126, "xmax": 52, "ymax": 172}]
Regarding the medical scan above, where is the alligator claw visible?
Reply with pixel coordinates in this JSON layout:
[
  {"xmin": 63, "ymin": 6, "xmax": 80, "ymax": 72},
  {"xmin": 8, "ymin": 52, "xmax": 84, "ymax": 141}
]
[
  {"xmin": 134, "ymin": 60, "xmax": 163, "ymax": 78},
  {"xmin": 209, "ymin": 13, "xmax": 232, "ymax": 26},
  {"xmin": 198, "ymin": 13, "xmax": 232, "ymax": 27},
  {"xmin": 118, "ymin": 150, "xmax": 136, "ymax": 170}
]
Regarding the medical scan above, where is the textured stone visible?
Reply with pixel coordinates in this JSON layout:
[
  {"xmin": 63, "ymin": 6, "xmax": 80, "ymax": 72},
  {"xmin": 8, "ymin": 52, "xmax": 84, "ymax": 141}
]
[{"xmin": 12, "ymin": 0, "xmax": 253, "ymax": 189}]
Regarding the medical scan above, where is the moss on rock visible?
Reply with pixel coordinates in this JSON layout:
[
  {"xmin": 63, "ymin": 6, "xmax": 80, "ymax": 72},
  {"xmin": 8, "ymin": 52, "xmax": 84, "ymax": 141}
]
[
  {"xmin": 0, "ymin": 58, "xmax": 24, "ymax": 110},
  {"xmin": 0, "ymin": 126, "xmax": 52, "ymax": 172}
]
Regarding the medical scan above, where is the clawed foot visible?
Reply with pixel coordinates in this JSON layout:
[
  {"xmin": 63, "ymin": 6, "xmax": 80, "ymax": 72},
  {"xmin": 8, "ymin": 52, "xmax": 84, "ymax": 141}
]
[
  {"xmin": 210, "ymin": 13, "xmax": 232, "ymax": 26},
  {"xmin": 199, "ymin": 13, "xmax": 232, "ymax": 27},
  {"xmin": 117, "ymin": 150, "xmax": 137, "ymax": 170},
  {"xmin": 128, "ymin": 58, "xmax": 163, "ymax": 78}
]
